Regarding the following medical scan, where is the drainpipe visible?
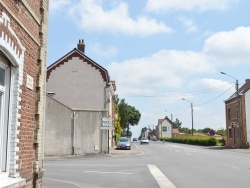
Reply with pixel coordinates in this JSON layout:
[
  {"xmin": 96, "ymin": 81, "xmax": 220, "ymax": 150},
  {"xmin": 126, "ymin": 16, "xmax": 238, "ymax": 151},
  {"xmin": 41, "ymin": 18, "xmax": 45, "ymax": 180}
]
[{"xmin": 72, "ymin": 111, "xmax": 76, "ymax": 155}]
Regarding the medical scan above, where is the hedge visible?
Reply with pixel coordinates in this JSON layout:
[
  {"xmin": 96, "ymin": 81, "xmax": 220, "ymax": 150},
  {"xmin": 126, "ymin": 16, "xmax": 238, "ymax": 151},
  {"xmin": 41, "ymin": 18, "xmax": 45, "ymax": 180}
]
[{"xmin": 160, "ymin": 136, "xmax": 217, "ymax": 146}]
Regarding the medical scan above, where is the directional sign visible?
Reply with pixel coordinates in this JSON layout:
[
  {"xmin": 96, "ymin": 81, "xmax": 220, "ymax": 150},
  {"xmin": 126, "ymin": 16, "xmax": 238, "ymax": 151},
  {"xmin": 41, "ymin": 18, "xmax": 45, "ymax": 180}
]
[
  {"xmin": 102, "ymin": 117, "xmax": 113, "ymax": 123},
  {"xmin": 101, "ymin": 122, "xmax": 113, "ymax": 127},
  {"xmin": 100, "ymin": 126, "xmax": 114, "ymax": 130}
]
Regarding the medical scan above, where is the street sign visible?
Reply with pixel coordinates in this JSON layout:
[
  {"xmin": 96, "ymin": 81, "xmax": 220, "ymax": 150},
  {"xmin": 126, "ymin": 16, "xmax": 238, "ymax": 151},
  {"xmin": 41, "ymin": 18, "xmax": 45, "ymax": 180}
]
[
  {"xmin": 101, "ymin": 122, "xmax": 112, "ymax": 127},
  {"xmin": 102, "ymin": 117, "xmax": 113, "ymax": 123},
  {"xmin": 100, "ymin": 126, "xmax": 114, "ymax": 130}
]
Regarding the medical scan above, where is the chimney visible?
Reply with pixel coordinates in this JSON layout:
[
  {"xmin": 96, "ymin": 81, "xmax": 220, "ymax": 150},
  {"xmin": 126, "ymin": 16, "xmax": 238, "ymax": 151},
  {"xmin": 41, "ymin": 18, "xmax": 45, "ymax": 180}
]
[
  {"xmin": 77, "ymin": 39, "xmax": 85, "ymax": 53},
  {"xmin": 246, "ymin": 79, "xmax": 250, "ymax": 83}
]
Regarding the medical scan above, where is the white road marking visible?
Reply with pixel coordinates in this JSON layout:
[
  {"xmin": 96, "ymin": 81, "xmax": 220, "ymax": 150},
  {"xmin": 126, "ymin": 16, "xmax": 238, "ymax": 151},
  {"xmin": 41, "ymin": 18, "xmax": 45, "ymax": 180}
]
[
  {"xmin": 175, "ymin": 150, "xmax": 180, "ymax": 152},
  {"xmin": 184, "ymin": 150, "xmax": 197, "ymax": 152},
  {"xmin": 147, "ymin": 164, "xmax": 176, "ymax": 188},
  {"xmin": 221, "ymin": 163, "xmax": 239, "ymax": 169},
  {"xmin": 135, "ymin": 143, "xmax": 145, "ymax": 155},
  {"xmin": 44, "ymin": 178, "xmax": 85, "ymax": 188},
  {"xmin": 185, "ymin": 153, "xmax": 192, "ymax": 155},
  {"xmin": 84, "ymin": 171, "xmax": 132, "ymax": 175}
]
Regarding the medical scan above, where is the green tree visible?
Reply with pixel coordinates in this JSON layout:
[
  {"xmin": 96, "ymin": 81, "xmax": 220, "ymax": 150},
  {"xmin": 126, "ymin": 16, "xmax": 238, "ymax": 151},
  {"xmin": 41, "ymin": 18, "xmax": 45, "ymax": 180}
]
[
  {"xmin": 140, "ymin": 127, "xmax": 148, "ymax": 137},
  {"xmin": 114, "ymin": 103, "xmax": 122, "ymax": 135},
  {"xmin": 117, "ymin": 98, "xmax": 141, "ymax": 137},
  {"xmin": 216, "ymin": 128, "xmax": 226, "ymax": 136},
  {"xmin": 174, "ymin": 118, "xmax": 182, "ymax": 128}
]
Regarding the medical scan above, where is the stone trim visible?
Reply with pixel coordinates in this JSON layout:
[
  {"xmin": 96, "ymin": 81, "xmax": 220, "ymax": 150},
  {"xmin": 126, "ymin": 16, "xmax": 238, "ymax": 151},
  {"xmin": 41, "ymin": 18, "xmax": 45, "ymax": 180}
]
[
  {"xmin": 0, "ymin": 12, "xmax": 25, "ymax": 178},
  {"xmin": 0, "ymin": 1, "xmax": 39, "ymax": 45},
  {"xmin": 47, "ymin": 50, "xmax": 110, "ymax": 84}
]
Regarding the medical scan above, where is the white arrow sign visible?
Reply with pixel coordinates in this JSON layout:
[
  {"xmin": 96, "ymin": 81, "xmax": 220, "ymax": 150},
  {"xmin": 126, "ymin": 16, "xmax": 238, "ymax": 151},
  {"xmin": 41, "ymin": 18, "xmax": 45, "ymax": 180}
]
[
  {"xmin": 102, "ymin": 117, "xmax": 113, "ymax": 123},
  {"xmin": 101, "ymin": 122, "xmax": 112, "ymax": 127},
  {"xmin": 100, "ymin": 127, "xmax": 114, "ymax": 130}
]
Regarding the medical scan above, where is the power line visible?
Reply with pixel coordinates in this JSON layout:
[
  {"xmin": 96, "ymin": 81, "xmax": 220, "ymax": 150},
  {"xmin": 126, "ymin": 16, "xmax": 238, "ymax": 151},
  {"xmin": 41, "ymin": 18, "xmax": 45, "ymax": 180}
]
[
  {"xmin": 171, "ymin": 85, "xmax": 234, "ymax": 117},
  {"xmin": 117, "ymin": 83, "xmax": 235, "ymax": 98},
  {"xmin": 195, "ymin": 85, "xmax": 235, "ymax": 106}
]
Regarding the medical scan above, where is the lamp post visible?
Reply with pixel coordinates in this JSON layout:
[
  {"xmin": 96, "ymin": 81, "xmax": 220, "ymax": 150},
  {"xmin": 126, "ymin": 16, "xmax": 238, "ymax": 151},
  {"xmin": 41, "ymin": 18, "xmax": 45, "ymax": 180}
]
[
  {"xmin": 221, "ymin": 72, "xmax": 242, "ymax": 148},
  {"xmin": 165, "ymin": 110, "xmax": 173, "ymax": 121},
  {"xmin": 182, "ymin": 98, "xmax": 194, "ymax": 136}
]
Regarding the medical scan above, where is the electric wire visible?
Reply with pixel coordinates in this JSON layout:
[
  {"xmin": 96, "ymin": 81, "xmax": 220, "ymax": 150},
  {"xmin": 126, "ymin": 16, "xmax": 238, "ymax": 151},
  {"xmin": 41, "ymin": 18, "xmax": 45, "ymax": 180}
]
[{"xmin": 117, "ymin": 83, "xmax": 235, "ymax": 98}]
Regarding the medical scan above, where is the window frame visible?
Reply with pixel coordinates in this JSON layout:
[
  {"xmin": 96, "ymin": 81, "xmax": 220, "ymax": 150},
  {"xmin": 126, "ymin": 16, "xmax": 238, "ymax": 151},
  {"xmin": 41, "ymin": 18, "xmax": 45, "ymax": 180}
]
[{"xmin": 0, "ymin": 55, "xmax": 11, "ymax": 172}]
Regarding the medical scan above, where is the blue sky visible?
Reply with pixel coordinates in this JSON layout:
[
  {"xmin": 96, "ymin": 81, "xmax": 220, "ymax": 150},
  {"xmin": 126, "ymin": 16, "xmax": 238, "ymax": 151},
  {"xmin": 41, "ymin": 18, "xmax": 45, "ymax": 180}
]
[{"xmin": 48, "ymin": 0, "xmax": 250, "ymax": 137}]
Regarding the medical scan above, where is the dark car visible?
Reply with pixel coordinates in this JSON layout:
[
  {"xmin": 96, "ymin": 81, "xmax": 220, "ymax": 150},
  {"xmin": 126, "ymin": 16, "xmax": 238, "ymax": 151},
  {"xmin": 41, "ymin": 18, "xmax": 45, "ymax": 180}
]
[
  {"xmin": 133, "ymin": 137, "xmax": 138, "ymax": 141},
  {"xmin": 117, "ymin": 137, "xmax": 131, "ymax": 150}
]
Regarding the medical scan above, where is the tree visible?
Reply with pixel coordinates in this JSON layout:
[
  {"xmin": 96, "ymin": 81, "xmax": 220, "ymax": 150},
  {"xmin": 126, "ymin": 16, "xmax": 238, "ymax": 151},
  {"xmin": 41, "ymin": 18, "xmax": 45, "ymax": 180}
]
[
  {"xmin": 216, "ymin": 128, "xmax": 226, "ymax": 136},
  {"xmin": 113, "ymin": 103, "xmax": 122, "ymax": 135},
  {"xmin": 174, "ymin": 118, "xmax": 182, "ymax": 128},
  {"xmin": 117, "ymin": 98, "xmax": 141, "ymax": 137},
  {"xmin": 140, "ymin": 127, "xmax": 148, "ymax": 137}
]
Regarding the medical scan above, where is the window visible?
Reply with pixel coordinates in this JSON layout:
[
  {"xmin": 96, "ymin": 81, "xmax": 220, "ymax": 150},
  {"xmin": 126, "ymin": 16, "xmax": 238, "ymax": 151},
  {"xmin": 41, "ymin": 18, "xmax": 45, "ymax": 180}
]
[
  {"xmin": 0, "ymin": 54, "xmax": 10, "ymax": 172},
  {"xmin": 227, "ymin": 108, "xmax": 231, "ymax": 120},
  {"xmin": 228, "ymin": 128, "xmax": 232, "ymax": 139}
]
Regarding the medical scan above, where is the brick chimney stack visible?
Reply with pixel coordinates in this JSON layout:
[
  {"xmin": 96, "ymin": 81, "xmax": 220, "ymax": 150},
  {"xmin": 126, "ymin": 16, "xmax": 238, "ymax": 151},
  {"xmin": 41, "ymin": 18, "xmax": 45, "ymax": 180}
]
[{"xmin": 77, "ymin": 39, "xmax": 85, "ymax": 53}]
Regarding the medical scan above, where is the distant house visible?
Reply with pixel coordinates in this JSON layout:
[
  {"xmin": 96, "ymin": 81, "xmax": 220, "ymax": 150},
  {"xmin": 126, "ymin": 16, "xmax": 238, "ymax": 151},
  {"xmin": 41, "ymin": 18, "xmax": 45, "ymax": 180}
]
[
  {"xmin": 45, "ymin": 40, "xmax": 116, "ymax": 156},
  {"xmin": 224, "ymin": 79, "xmax": 250, "ymax": 148},
  {"xmin": 155, "ymin": 116, "xmax": 179, "ymax": 139}
]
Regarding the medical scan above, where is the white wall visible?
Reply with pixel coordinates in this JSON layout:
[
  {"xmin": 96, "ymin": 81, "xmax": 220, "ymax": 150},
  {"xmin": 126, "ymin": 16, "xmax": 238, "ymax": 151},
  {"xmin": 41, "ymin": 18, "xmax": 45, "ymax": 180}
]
[
  {"xmin": 245, "ymin": 90, "xmax": 250, "ymax": 144},
  {"xmin": 161, "ymin": 120, "xmax": 172, "ymax": 138}
]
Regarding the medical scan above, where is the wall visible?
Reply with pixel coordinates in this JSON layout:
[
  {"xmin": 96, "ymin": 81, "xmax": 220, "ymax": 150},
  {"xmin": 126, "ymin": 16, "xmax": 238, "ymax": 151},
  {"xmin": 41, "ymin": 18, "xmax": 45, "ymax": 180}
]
[
  {"xmin": 45, "ymin": 96, "xmax": 104, "ymax": 156},
  {"xmin": 46, "ymin": 57, "xmax": 106, "ymax": 110},
  {"xmin": 161, "ymin": 120, "xmax": 172, "ymax": 138},
  {"xmin": 245, "ymin": 90, "xmax": 250, "ymax": 145},
  {"xmin": 0, "ymin": 0, "xmax": 48, "ymax": 187},
  {"xmin": 45, "ymin": 96, "xmax": 73, "ymax": 156}
]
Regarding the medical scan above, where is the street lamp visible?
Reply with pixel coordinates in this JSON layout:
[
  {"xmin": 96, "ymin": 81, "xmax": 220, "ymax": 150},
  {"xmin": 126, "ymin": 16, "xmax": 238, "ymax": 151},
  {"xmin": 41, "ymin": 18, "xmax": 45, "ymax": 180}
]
[
  {"xmin": 165, "ymin": 110, "xmax": 173, "ymax": 121},
  {"xmin": 182, "ymin": 98, "xmax": 194, "ymax": 136},
  {"xmin": 221, "ymin": 72, "xmax": 242, "ymax": 148}
]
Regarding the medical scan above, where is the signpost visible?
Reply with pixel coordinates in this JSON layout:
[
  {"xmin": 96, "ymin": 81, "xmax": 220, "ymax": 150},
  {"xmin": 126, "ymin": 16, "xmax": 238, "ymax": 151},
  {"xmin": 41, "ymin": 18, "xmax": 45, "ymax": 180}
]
[
  {"xmin": 101, "ymin": 117, "xmax": 113, "ymax": 127},
  {"xmin": 100, "ymin": 127, "xmax": 114, "ymax": 130}
]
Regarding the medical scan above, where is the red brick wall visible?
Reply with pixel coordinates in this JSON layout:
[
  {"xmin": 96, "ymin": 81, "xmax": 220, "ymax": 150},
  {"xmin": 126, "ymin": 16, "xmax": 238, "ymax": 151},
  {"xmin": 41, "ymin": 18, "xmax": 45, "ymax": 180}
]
[{"xmin": 0, "ymin": 0, "xmax": 47, "ymax": 187}]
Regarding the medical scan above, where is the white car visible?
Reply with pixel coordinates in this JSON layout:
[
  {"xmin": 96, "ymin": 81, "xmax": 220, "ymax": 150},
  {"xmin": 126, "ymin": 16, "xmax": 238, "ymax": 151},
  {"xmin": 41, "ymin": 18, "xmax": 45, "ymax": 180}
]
[{"xmin": 140, "ymin": 137, "xmax": 149, "ymax": 144}]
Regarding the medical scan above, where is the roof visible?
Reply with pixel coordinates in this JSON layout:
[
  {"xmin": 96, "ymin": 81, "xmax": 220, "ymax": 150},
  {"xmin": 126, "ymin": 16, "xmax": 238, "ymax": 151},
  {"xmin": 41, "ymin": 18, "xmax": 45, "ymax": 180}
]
[
  {"xmin": 172, "ymin": 128, "xmax": 179, "ymax": 134},
  {"xmin": 224, "ymin": 79, "xmax": 250, "ymax": 103},
  {"xmin": 157, "ymin": 116, "xmax": 177, "ymax": 128},
  {"xmin": 47, "ymin": 48, "xmax": 110, "ymax": 84}
]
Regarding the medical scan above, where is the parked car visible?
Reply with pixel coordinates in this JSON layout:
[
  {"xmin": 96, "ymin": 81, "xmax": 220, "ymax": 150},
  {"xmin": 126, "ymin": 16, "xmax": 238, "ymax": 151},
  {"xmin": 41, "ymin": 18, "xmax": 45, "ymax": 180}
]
[
  {"xmin": 117, "ymin": 137, "xmax": 131, "ymax": 150},
  {"xmin": 140, "ymin": 137, "xmax": 149, "ymax": 144},
  {"xmin": 133, "ymin": 137, "xmax": 138, "ymax": 141}
]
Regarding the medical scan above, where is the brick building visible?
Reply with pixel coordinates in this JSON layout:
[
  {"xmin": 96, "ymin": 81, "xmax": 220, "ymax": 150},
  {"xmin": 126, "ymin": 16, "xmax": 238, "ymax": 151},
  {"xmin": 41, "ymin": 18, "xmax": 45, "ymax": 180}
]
[
  {"xmin": 224, "ymin": 79, "xmax": 250, "ymax": 148},
  {"xmin": 0, "ymin": 1, "xmax": 48, "ymax": 187}
]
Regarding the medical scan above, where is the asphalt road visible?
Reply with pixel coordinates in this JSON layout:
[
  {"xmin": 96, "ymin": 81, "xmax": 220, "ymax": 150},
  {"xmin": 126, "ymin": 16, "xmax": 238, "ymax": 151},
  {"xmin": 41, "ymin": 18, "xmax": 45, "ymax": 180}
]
[{"xmin": 43, "ymin": 141, "xmax": 250, "ymax": 188}]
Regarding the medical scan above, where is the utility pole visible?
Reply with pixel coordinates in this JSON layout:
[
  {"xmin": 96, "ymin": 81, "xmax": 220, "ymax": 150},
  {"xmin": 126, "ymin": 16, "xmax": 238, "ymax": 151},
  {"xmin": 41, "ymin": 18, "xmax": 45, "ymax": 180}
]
[{"xmin": 182, "ymin": 98, "xmax": 194, "ymax": 136}]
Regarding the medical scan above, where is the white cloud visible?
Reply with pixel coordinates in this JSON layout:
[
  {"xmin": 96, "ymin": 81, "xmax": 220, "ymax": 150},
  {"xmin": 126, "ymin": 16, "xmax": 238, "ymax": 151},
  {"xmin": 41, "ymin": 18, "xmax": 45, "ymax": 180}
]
[
  {"xmin": 178, "ymin": 16, "xmax": 197, "ymax": 33},
  {"xmin": 108, "ymin": 50, "xmax": 215, "ymax": 95},
  {"xmin": 190, "ymin": 78, "xmax": 232, "ymax": 88},
  {"xmin": 109, "ymin": 26, "xmax": 250, "ymax": 96},
  {"xmin": 49, "ymin": 0, "xmax": 72, "ymax": 11},
  {"xmin": 145, "ymin": 0, "xmax": 236, "ymax": 13},
  {"xmin": 89, "ymin": 43, "xmax": 118, "ymax": 57},
  {"xmin": 67, "ymin": 0, "xmax": 172, "ymax": 36},
  {"xmin": 203, "ymin": 27, "xmax": 250, "ymax": 65}
]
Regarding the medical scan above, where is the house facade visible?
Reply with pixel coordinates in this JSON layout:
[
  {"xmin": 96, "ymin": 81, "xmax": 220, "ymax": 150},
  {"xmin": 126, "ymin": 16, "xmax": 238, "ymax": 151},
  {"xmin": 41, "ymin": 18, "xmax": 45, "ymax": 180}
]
[
  {"xmin": 155, "ymin": 116, "xmax": 179, "ymax": 139},
  {"xmin": 45, "ymin": 40, "xmax": 116, "ymax": 156},
  {"xmin": 224, "ymin": 79, "xmax": 250, "ymax": 148},
  {"xmin": 0, "ymin": 1, "xmax": 48, "ymax": 187}
]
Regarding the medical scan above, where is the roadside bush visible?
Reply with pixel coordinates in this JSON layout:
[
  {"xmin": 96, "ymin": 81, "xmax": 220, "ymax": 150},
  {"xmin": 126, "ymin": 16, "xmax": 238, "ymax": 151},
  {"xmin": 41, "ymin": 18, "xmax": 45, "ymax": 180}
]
[{"xmin": 160, "ymin": 136, "xmax": 217, "ymax": 146}]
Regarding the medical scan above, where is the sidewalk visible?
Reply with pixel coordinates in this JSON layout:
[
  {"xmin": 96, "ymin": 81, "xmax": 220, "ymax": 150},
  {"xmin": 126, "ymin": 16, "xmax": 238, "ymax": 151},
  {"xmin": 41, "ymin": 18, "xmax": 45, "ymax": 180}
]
[
  {"xmin": 206, "ymin": 146, "xmax": 250, "ymax": 155},
  {"xmin": 44, "ymin": 143, "xmax": 142, "ymax": 161}
]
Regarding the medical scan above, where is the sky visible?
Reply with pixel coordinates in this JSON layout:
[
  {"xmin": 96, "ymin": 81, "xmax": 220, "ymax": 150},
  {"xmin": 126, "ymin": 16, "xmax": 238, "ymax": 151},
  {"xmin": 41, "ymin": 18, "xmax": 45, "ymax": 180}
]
[{"xmin": 47, "ymin": 0, "xmax": 250, "ymax": 138}]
